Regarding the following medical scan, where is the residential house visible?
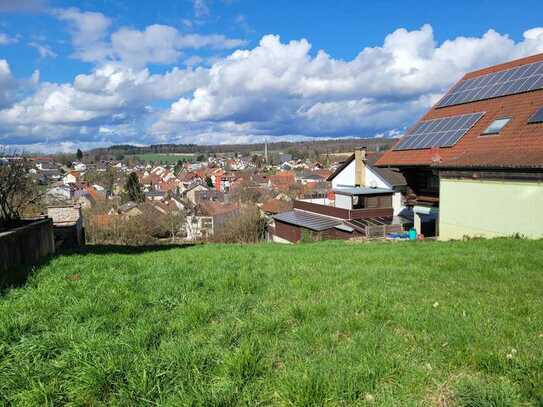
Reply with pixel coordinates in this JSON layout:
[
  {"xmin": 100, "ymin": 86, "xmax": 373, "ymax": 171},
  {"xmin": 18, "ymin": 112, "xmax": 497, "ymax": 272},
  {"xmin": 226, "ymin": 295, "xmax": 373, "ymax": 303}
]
[
  {"xmin": 270, "ymin": 186, "xmax": 410, "ymax": 243},
  {"xmin": 327, "ymin": 149, "xmax": 407, "ymax": 216},
  {"xmin": 376, "ymin": 53, "xmax": 543, "ymax": 239},
  {"xmin": 184, "ymin": 183, "xmax": 210, "ymax": 206},
  {"xmin": 63, "ymin": 171, "xmax": 81, "ymax": 185}
]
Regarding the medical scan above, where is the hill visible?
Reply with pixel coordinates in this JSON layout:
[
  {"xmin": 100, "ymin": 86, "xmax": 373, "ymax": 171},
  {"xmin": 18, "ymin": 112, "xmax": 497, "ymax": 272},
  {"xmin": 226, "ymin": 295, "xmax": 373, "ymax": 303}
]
[
  {"xmin": 1, "ymin": 239, "xmax": 542, "ymax": 405},
  {"xmin": 86, "ymin": 137, "xmax": 394, "ymax": 160}
]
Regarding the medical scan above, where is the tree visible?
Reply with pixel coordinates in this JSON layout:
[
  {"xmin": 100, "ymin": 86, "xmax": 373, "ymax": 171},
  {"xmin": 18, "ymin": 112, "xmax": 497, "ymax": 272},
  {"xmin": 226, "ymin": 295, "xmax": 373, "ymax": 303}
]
[
  {"xmin": 205, "ymin": 176, "xmax": 214, "ymax": 188},
  {"xmin": 76, "ymin": 149, "xmax": 83, "ymax": 161},
  {"xmin": 124, "ymin": 172, "xmax": 144, "ymax": 203},
  {"xmin": 0, "ymin": 152, "xmax": 42, "ymax": 228}
]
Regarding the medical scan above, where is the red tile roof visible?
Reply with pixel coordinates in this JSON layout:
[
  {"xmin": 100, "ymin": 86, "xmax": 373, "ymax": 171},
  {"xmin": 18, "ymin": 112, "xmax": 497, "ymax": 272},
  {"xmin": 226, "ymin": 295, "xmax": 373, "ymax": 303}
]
[
  {"xmin": 377, "ymin": 53, "xmax": 543, "ymax": 169},
  {"xmin": 261, "ymin": 199, "xmax": 292, "ymax": 214}
]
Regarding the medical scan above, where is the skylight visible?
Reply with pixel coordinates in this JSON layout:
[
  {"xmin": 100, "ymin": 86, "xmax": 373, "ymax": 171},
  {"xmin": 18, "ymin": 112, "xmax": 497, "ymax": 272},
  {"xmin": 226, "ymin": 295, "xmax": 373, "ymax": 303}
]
[
  {"xmin": 482, "ymin": 117, "xmax": 511, "ymax": 135},
  {"xmin": 528, "ymin": 107, "xmax": 543, "ymax": 124}
]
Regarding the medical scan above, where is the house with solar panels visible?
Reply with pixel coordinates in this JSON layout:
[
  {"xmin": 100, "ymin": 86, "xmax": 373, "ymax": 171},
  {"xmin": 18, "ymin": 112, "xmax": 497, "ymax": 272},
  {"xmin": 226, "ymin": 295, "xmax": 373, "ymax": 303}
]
[{"xmin": 376, "ymin": 53, "xmax": 543, "ymax": 240}]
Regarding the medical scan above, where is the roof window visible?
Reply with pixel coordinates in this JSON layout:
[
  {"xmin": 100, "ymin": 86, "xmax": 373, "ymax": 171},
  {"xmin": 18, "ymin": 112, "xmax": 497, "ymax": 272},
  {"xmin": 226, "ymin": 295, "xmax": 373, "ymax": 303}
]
[
  {"xmin": 528, "ymin": 107, "xmax": 543, "ymax": 124},
  {"xmin": 481, "ymin": 117, "xmax": 511, "ymax": 135}
]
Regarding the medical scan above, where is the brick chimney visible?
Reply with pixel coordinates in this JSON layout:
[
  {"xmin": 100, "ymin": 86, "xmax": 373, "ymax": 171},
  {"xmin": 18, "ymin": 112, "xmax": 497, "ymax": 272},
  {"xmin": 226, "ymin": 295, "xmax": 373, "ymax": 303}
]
[{"xmin": 354, "ymin": 147, "xmax": 367, "ymax": 187}]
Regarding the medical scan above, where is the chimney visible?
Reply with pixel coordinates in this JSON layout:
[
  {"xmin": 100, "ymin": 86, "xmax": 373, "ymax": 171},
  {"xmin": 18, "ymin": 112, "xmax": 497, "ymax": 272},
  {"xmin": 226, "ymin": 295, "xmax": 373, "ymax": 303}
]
[{"xmin": 354, "ymin": 147, "xmax": 366, "ymax": 187}]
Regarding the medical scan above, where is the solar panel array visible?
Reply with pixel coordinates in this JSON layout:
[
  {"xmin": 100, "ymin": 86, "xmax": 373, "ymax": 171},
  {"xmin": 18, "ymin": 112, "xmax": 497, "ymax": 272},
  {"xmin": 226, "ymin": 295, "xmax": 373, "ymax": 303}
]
[
  {"xmin": 393, "ymin": 112, "xmax": 484, "ymax": 151},
  {"xmin": 437, "ymin": 60, "xmax": 543, "ymax": 108}
]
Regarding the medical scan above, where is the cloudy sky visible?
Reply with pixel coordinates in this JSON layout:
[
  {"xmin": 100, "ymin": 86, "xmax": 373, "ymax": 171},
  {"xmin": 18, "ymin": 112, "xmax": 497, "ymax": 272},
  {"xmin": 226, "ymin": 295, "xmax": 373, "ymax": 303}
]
[{"xmin": 1, "ymin": 0, "xmax": 543, "ymax": 153}]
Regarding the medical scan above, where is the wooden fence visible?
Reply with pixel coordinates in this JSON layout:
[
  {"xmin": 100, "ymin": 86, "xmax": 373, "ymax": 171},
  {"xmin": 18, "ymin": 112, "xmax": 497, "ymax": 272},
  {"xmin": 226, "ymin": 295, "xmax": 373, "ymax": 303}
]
[{"xmin": 0, "ymin": 218, "xmax": 55, "ymax": 288}]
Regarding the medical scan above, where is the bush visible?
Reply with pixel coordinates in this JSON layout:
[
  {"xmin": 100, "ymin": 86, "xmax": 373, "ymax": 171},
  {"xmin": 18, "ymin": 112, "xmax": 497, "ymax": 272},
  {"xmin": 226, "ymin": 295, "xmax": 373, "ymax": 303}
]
[{"xmin": 213, "ymin": 205, "xmax": 267, "ymax": 244}]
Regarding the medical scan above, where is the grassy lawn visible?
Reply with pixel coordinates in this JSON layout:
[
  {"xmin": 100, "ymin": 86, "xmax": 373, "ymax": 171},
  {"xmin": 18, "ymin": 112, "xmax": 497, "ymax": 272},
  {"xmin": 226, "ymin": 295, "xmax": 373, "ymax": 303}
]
[
  {"xmin": 1, "ymin": 239, "xmax": 542, "ymax": 406},
  {"xmin": 131, "ymin": 153, "xmax": 196, "ymax": 163}
]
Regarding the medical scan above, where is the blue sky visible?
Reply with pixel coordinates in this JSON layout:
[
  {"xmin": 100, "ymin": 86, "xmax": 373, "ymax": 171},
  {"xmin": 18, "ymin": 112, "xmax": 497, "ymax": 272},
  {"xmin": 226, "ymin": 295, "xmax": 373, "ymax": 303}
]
[{"xmin": 1, "ymin": 0, "xmax": 543, "ymax": 152}]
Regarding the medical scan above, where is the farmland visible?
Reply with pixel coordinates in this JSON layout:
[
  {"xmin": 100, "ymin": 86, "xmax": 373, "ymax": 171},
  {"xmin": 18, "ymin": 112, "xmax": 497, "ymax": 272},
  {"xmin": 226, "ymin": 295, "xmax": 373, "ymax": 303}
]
[
  {"xmin": 130, "ymin": 153, "xmax": 196, "ymax": 163},
  {"xmin": 1, "ymin": 239, "xmax": 542, "ymax": 405}
]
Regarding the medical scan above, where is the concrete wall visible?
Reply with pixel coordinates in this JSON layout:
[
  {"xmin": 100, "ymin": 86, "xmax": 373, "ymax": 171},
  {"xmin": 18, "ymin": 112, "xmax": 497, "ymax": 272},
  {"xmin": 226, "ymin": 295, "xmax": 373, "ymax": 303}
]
[
  {"xmin": 0, "ymin": 218, "xmax": 55, "ymax": 287},
  {"xmin": 439, "ymin": 178, "xmax": 543, "ymax": 240}
]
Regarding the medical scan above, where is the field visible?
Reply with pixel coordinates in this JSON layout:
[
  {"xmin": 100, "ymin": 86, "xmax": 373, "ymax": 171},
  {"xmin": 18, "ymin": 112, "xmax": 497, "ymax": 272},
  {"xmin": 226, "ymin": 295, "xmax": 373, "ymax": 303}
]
[
  {"xmin": 1, "ymin": 239, "xmax": 542, "ymax": 406},
  {"xmin": 131, "ymin": 153, "xmax": 196, "ymax": 163}
]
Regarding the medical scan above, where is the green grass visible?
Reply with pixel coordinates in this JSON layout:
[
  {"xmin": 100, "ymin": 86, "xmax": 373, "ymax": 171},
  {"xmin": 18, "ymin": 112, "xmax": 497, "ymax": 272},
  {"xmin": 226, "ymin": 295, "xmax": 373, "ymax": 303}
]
[
  {"xmin": 131, "ymin": 153, "xmax": 196, "ymax": 163},
  {"xmin": 1, "ymin": 239, "xmax": 543, "ymax": 406}
]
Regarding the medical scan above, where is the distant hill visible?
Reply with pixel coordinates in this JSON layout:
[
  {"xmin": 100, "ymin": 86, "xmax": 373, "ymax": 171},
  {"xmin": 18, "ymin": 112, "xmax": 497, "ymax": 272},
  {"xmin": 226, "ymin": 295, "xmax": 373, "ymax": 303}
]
[{"xmin": 87, "ymin": 137, "xmax": 396, "ymax": 160}]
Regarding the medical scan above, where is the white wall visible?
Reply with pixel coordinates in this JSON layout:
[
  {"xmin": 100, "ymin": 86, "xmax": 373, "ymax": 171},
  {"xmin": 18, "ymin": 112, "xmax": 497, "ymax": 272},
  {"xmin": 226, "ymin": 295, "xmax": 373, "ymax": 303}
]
[
  {"xmin": 331, "ymin": 160, "xmax": 356, "ymax": 188},
  {"xmin": 335, "ymin": 194, "xmax": 351, "ymax": 209}
]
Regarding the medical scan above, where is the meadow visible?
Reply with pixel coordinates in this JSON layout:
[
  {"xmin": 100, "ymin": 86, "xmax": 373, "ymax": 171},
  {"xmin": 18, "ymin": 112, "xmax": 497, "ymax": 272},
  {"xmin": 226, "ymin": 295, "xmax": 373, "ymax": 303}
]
[
  {"xmin": 1, "ymin": 239, "xmax": 542, "ymax": 406},
  {"xmin": 131, "ymin": 153, "xmax": 196, "ymax": 163}
]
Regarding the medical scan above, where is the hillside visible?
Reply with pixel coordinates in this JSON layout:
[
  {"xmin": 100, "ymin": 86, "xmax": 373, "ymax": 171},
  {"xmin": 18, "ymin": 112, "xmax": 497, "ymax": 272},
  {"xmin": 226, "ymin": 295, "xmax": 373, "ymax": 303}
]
[{"xmin": 1, "ymin": 239, "xmax": 542, "ymax": 405}]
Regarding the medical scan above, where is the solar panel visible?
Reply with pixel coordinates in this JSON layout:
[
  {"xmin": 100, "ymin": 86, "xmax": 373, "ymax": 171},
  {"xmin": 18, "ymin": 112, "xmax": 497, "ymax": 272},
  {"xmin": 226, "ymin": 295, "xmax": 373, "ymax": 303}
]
[
  {"xmin": 436, "ymin": 60, "xmax": 543, "ymax": 108},
  {"xmin": 528, "ymin": 106, "xmax": 543, "ymax": 124},
  {"xmin": 393, "ymin": 112, "xmax": 485, "ymax": 151}
]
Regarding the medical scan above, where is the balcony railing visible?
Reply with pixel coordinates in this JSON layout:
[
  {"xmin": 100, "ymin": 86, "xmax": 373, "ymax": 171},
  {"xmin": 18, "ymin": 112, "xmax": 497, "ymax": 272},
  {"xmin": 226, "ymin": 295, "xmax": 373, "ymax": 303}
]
[{"xmin": 293, "ymin": 200, "xmax": 393, "ymax": 220}]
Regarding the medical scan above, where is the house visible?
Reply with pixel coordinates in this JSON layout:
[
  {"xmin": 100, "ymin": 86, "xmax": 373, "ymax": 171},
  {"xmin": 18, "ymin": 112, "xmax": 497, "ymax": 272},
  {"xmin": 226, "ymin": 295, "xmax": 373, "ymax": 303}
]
[
  {"xmin": 260, "ymin": 198, "xmax": 293, "ymax": 216},
  {"xmin": 376, "ymin": 53, "xmax": 543, "ymax": 240},
  {"xmin": 73, "ymin": 162, "xmax": 87, "ymax": 172},
  {"xmin": 269, "ymin": 171, "xmax": 295, "ymax": 191},
  {"xmin": 114, "ymin": 201, "xmax": 142, "ymax": 217},
  {"xmin": 327, "ymin": 149, "xmax": 407, "ymax": 216},
  {"xmin": 270, "ymin": 186, "xmax": 411, "ymax": 243},
  {"xmin": 63, "ymin": 171, "xmax": 80, "ymax": 185},
  {"xmin": 295, "ymin": 172, "xmax": 326, "ymax": 186},
  {"xmin": 184, "ymin": 183, "xmax": 210, "ymax": 205}
]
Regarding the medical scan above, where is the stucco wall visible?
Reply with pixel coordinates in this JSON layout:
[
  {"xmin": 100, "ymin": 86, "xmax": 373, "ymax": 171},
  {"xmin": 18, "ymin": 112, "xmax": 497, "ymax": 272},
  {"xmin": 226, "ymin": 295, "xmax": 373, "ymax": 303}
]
[
  {"xmin": 439, "ymin": 178, "xmax": 543, "ymax": 240},
  {"xmin": 331, "ymin": 160, "xmax": 356, "ymax": 189}
]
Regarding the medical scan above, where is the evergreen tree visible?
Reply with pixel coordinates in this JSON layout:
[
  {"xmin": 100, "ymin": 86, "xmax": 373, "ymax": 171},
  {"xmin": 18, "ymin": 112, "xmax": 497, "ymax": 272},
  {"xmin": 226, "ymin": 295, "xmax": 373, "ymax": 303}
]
[
  {"xmin": 125, "ymin": 172, "xmax": 144, "ymax": 203},
  {"xmin": 76, "ymin": 149, "xmax": 83, "ymax": 161}
]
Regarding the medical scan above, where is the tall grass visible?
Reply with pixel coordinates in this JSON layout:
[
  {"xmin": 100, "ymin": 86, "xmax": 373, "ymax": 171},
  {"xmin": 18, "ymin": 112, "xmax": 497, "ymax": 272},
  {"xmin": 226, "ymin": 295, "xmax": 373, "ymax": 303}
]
[{"xmin": 1, "ymin": 239, "xmax": 542, "ymax": 405}]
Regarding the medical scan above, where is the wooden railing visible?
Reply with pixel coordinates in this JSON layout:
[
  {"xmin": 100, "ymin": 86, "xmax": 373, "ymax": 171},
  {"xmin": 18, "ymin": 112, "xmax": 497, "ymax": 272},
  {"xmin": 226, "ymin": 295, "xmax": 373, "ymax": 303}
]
[{"xmin": 293, "ymin": 200, "xmax": 393, "ymax": 220}]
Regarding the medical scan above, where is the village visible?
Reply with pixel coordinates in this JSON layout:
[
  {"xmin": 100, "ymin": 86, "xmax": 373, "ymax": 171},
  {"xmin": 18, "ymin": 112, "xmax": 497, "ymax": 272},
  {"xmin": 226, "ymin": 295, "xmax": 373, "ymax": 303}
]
[{"xmin": 5, "ymin": 52, "xmax": 543, "ymax": 248}]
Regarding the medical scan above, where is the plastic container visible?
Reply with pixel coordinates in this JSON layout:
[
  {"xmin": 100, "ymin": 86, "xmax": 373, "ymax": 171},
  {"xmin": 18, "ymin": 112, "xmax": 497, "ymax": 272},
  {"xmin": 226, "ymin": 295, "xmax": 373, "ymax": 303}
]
[{"xmin": 409, "ymin": 228, "xmax": 417, "ymax": 240}]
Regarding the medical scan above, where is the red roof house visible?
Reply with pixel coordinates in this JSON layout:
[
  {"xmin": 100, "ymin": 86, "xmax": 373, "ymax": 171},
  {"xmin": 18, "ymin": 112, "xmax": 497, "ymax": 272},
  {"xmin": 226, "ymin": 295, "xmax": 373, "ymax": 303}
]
[{"xmin": 376, "ymin": 53, "xmax": 543, "ymax": 239}]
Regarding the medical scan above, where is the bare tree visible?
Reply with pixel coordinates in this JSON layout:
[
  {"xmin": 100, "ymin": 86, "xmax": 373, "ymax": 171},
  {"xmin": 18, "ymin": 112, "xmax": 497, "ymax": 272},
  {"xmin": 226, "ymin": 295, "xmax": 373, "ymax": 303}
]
[{"xmin": 0, "ymin": 151, "xmax": 42, "ymax": 228}]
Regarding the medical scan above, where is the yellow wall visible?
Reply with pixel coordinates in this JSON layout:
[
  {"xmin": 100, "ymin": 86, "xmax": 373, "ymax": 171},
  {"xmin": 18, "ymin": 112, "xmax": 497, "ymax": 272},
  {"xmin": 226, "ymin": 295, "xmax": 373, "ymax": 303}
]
[{"xmin": 439, "ymin": 178, "xmax": 543, "ymax": 240}]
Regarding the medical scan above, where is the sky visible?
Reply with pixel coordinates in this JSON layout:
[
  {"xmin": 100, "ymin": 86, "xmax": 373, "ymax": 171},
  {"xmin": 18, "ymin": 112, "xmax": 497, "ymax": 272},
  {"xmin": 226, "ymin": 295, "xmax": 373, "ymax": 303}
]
[{"xmin": 1, "ymin": 0, "xmax": 543, "ymax": 153}]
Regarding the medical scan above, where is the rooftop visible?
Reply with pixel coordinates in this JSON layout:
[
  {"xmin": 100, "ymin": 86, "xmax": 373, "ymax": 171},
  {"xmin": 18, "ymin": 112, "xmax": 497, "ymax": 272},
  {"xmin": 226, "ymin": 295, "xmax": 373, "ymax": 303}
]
[
  {"xmin": 333, "ymin": 186, "xmax": 393, "ymax": 196},
  {"xmin": 377, "ymin": 53, "xmax": 543, "ymax": 169}
]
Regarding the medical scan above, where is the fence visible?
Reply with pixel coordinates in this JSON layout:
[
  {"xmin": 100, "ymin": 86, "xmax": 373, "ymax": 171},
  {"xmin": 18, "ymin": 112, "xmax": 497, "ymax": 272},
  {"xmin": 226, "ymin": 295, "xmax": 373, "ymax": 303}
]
[{"xmin": 0, "ymin": 218, "xmax": 55, "ymax": 287}]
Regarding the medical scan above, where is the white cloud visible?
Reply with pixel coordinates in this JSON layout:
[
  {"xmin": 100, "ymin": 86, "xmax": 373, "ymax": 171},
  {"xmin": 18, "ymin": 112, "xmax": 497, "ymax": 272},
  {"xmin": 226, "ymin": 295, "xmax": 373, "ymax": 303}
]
[
  {"xmin": 28, "ymin": 41, "xmax": 57, "ymax": 58},
  {"xmin": 3, "ymin": 24, "xmax": 543, "ymax": 151},
  {"xmin": 0, "ymin": 33, "xmax": 18, "ymax": 45},
  {"xmin": 53, "ymin": 8, "xmax": 246, "ymax": 68},
  {"xmin": 152, "ymin": 26, "xmax": 543, "ymax": 144},
  {"xmin": 193, "ymin": 0, "xmax": 209, "ymax": 18},
  {"xmin": 110, "ymin": 24, "xmax": 247, "ymax": 68},
  {"xmin": 54, "ymin": 7, "xmax": 112, "ymax": 62}
]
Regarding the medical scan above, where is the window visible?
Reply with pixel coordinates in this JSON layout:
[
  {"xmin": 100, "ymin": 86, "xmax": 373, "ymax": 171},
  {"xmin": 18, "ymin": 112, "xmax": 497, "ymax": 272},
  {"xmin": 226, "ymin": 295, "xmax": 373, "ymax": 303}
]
[
  {"xmin": 481, "ymin": 117, "xmax": 511, "ymax": 135},
  {"xmin": 528, "ymin": 107, "xmax": 543, "ymax": 124}
]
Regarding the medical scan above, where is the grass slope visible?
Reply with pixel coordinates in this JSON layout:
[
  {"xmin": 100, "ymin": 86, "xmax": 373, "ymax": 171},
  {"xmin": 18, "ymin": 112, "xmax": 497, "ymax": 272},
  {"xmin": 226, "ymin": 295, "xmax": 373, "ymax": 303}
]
[{"xmin": 1, "ymin": 239, "xmax": 542, "ymax": 406}]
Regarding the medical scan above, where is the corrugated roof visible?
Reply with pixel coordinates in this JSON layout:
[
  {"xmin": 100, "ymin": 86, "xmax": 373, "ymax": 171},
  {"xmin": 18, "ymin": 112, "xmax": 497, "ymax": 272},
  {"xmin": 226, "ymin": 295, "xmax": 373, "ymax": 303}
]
[
  {"xmin": 333, "ymin": 186, "xmax": 393, "ymax": 196},
  {"xmin": 377, "ymin": 53, "xmax": 543, "ymax": 169},
  {"xmin": 273, "ymin": 210, "xmax": 342, "ymax": 231}
]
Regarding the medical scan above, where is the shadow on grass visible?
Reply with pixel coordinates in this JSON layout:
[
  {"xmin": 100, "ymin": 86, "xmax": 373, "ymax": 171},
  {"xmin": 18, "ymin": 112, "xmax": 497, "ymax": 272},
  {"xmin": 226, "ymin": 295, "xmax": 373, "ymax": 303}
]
[
  {"xmin": 0, "ymin": 254, "xmax": 54, "ymax": 295},
  {"xmin": 61, "ymin": 243, "xmax": 197, "ymax": 256},
  {"xmin": 1, "ymin": 243, "xmax": 196, "ymax": 294}
]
